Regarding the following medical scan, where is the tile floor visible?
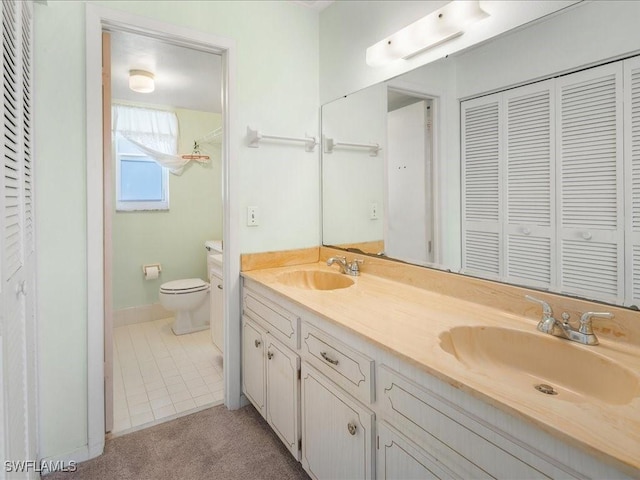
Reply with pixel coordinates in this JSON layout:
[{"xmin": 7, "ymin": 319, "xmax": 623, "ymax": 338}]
[{"xmin": 112, "ymin": 317, "xmax": 224, "ymax": 434}]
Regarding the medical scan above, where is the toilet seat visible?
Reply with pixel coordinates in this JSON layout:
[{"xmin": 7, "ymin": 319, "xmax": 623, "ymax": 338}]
[{"xmin": 160, "ymin": 278, "xmax": 209, "ymax": 295}]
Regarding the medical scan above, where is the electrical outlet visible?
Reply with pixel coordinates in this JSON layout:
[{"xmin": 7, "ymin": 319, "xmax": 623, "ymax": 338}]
[
  {"xmin": 370, "ymin": 203, "xmax": 379, "ymax": 220},
  {"xmin": 247, "ymin": 206, "xmax": 259, "ymax": 226}
]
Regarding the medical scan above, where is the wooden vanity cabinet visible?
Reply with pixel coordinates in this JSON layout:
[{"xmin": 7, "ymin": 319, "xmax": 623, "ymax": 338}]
[{"xmin": 241, "ymin": 277, "xmax": 633, "ymax": 479}]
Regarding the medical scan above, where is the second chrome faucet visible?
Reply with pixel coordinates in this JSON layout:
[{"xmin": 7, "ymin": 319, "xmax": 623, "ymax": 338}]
[
  {"xmin": 327, "ymin": 256, "xmax": 363, "ymax": 276},
  {"xmin": 525, "ymin": 295, "xmax": 613, "ymax": 346}
]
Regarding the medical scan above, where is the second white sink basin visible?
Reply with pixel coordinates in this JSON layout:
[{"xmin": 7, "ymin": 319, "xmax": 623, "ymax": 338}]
[{"xmin": 439, "ymin": 326, "xmax": 639, "ymax": 405}]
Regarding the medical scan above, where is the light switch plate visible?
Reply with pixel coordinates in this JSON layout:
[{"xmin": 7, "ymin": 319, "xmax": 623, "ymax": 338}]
[
  {"xmin": 370, "ymin": 203, "xmax": 379, "ymax": 220},
  {"xmin": 247, "ymin": 206, "xmax": 259, "ymax": 226}
]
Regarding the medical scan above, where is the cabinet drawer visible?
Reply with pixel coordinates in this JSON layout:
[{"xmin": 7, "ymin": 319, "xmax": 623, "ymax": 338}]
[
  {"xmin": 377, "ymin": 421, "xmax": 485, "ymax": 480},
  {"xmin": 378, "ymin": 365, "xmax": 580, "ymax": 479},
  {"xmin": 243, "ymin": 287, "xmax": 300, "ymax": 350},
  {"xmin": 301, "ymin": 322, "xmax": 374, "ymax": 404}
]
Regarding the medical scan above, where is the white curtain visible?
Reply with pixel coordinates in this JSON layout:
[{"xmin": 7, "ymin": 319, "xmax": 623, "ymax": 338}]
[{"xmin": 112, "ymin": 104, "xmax": 189, "ymax": 175}]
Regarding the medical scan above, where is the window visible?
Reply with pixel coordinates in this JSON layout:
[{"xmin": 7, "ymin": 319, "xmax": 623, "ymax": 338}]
[
  {"xmin": 112, "ymin": 104, "xmax": 179, "ymax": 211},
  {"xmin": 115, "ymin": 134, "xmax": 169, "ymax": 211}
]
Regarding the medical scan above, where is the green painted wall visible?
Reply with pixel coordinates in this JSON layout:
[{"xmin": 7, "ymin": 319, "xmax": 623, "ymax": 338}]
[
  {"xmin": 112, "ymin": 107, "xmax": 222, "ymax": 310},
  {"xmin": 35, "ymin": 0, "xmax": 319, "ymax": 460}
]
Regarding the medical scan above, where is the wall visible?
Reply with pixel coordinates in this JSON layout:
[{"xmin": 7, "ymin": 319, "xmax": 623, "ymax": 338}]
[
  {"xmin": 454, "ymin": 0, "xmax": 640, "ymax": 99},
  {"xmin": 34, "ymin": 0, "xmax": 318, "ymax": 461},
  {"xmin": 112, "ymin": 107, "xmax": 221, "ymax": 311}
]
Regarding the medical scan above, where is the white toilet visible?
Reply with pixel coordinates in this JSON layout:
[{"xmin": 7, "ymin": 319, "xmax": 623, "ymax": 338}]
[{"xmin": 159, "ymin": 278, "xmax": 210, "ymax": 335}]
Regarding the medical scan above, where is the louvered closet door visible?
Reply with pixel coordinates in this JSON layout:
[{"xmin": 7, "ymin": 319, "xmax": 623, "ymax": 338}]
[
  {"xmin": 556, "ymin": 63, "xmax": 624, "ymax": 304},
  {"xmin": 624, "ymin": 57, "xmax": 640, "ymax": 307},
  {"xmin": 1, "ymin": 0, "xmax": 36, "ymax": 474},
  {"xmin": 503, "ymin": 80, "xmax": 556, "ymax": 289},
  {"xmin": 462, "ymin": 93, "xmax": 502, "ymax": 279}
]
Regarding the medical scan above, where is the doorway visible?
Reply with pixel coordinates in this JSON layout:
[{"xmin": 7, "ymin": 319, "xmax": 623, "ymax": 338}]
[
  {"xmin": 385, "ymin": 88, "xmax": 436, "ymax": 266},
  {"xmin": 105, "ymin": 29, "xmax": 224, "ymax": 434},
  {"xmin": 86, "ymin": 4, "xmax": 240, "ymax": 460}
]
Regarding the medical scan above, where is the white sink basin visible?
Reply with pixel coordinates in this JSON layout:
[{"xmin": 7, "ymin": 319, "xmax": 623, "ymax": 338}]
[{"xmin": 276, "ymin": 270, "xmax": 354, "ymax": 291}]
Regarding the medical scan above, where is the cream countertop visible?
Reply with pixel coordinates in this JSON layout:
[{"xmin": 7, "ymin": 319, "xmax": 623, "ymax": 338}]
[{"xmin": 242, "ymin": 262, "xmax": 640, "ymax": 477}]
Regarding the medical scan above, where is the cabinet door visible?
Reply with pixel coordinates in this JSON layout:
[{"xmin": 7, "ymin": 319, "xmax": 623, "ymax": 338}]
[
  {"xmin": 377, "ymin": 422, "xmax": 460, "ymax": 480},
  {"xmin": 242, "ymin": 317, "xmax": 266, "ymax": 418},
  {"xmin": 461, "ymin": 92, "xmax": 503, "ymax": 279},
  {"xmin": 210, "ymin": 270, "xmax": 224, "ymax": 353},
  {"xmin": 556, "ymin": 62, "xmax": 624, "ymax": 303},
  {"xmin": 301, "ymin": 362, "xmax": 374, "ymax": 480},
  {"xmin": 503, "ymin": 80, "xmax": 556, "ymax": 289},
  {"xmin": 266, "ymin": 334, "xmax": 300, "ymax": 460}
]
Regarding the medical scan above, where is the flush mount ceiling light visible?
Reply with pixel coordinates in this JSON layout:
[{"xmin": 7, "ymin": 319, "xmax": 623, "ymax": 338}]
[
  {"xmin": 128, "ymin": 69, "xmax": 155, "ymax": 93},
  {"xmin": 366, "ymin": 0, "xmax": 489, "ymax": 67}
]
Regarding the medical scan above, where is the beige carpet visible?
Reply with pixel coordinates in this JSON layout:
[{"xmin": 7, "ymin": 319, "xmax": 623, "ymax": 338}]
[{"xmin": 45, "ymin": 405, "xmax": 310, "ymax": 480}]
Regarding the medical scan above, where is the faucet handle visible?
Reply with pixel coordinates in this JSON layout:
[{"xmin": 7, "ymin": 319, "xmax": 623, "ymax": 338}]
[
  {"xmin": 525, "ymin": 295, "xmax": 553, "ymax": 317},
  {"xmin": 579, "ymin": 311, "xmax": 614, "ymax": 335},
  {"xmin": 348, "ymin": 258, "xmax": 363, "ymax": 275}
]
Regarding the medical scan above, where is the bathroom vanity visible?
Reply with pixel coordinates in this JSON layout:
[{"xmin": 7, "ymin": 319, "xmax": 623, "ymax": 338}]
[{"xmin": 240, "ymin": 248, "xmax": 640, "ymax": 480}]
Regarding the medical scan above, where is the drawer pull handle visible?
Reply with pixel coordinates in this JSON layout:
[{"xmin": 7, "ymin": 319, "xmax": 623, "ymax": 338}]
[
  {"xmin": 267, "ymin": 351, "xmax": 274, "ymax": 360},
  {"xmin": 320, "ymin": 351, "xmax": 339, "ymax": 365},
  {"xmin": 217, "ymin": 284, "xmax": 223, "ymax": 290},
  {"xmin": 254, "ymin": 339, "xmax": 261, "ymax": 348},
  {"xmin": 347, "ymin": 422, "xmax": 357, "ymax": 436}
]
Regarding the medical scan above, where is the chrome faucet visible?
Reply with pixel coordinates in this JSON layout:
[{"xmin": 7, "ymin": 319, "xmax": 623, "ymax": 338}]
[
  {"xmin": 326, "ymin": 256, "xmax": 363, "ymax": 276},
  {"xmin": 525, "ymin": 295, "xmax": 613, "ymax": 346}
]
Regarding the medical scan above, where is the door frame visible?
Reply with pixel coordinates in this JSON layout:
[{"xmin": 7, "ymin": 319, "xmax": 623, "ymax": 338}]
[
  {"xmin": 85, "ymin": 4, "xmax": 240, "ymax": 459},
  {"xmin": 385, "ymin": 83, "xmax": 442, "ymax": 267}
]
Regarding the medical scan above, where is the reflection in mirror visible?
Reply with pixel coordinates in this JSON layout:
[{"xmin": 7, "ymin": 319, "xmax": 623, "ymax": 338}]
[
  {"xmin": 386, "ymin": 89, "xmax": 434, "ymax": 266},
  {"xmin": 322, "ymin": 84, "xmax": 438, "ymax": 266},
  {"xmin": 321, "ymin": 1, "xmax": 640, "ymax": 310},
  {"xmin": 322, "ymin": 84, "xmax": 386, "ymax": 254}
]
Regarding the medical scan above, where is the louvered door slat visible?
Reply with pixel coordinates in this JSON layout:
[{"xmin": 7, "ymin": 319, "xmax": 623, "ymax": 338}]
[
  {"xmin": 2, "ymin": 0, "xmax": 22, "ymax": 281},
  {"xmin": 505, "ymin": 81, "xmax": 555, "ymax": 288},
  {"xmin": 558, "ymin": 63, "xmax": 624, "ymax": 303},
  {"xmin": 462, "ymin": 94, "xmax": 502, "ymax": 278}
]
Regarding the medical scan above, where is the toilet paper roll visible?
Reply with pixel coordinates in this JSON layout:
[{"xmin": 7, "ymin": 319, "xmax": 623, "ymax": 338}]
[{"xmin": 144, "ymin": 265, "xmax": 160, "ymax": 280}]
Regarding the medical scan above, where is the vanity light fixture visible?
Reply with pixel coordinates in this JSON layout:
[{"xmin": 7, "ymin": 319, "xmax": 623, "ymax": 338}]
[
  {"xmin": 366, "ymin": 0, "xmax": 489, "ymax": 67},
  {"xmin": 128, "ymin": 69, "xmax": 155, "ymax": 93}
]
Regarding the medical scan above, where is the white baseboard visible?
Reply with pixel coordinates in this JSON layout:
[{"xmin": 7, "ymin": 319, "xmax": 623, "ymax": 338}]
[
  {"xmin": 38, "ymin": 445, "xmax": 90, "ymax": 473},
  {"xmin": 113, "ymin": 303, "xmax": 171, "ymax": 327}
]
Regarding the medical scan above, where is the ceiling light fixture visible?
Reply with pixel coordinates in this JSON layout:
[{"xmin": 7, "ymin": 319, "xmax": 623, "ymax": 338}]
[
  {"xmin": 366, "ymin": 0, "xmax": 489, "ymax": 67},
  {"xmin": 128, "ymin": 70, "xmax": 155, "ymax": 93}
]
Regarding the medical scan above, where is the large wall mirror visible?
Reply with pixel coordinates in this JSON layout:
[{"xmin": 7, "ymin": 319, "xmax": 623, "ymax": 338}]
[{"xmin": 322, "ymin": 1, "xmax": 640, "ymax": 310}]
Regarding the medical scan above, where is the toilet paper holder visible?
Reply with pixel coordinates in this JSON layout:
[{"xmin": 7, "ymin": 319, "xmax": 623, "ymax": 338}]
[{"xmin": 142, "ymin": 264, "xmax": 162, "ymax": 277}]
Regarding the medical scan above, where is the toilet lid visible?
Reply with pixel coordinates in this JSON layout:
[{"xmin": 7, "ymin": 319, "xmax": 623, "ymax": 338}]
[{"xmin": 160, "ymin": 278, "xmax": 209, "ymax": 294}]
